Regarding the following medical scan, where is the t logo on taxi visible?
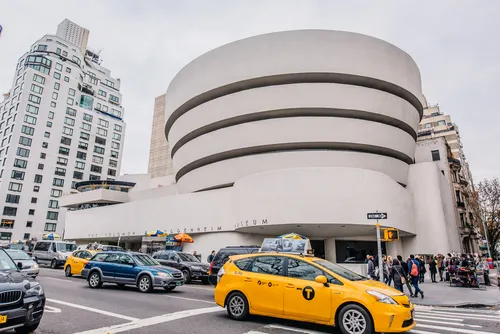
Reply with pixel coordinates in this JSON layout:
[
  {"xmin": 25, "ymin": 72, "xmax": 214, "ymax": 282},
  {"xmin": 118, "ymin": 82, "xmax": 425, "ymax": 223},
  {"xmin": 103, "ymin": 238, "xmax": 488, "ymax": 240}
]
[{"xmin": 302, "ymin": 286, "xmax": 315, "ymax": 300}]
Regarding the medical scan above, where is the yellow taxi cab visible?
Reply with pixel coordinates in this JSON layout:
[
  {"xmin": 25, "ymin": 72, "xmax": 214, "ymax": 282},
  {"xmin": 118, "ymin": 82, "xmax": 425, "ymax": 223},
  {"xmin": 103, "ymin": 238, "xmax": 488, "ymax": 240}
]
[
  {"xmin": 64, "ymin": 249, "xmax": 96, "ymax": 277},
  {"xmin": 214, "ymin": 239, "xmax": 415, "ymax": 334}
]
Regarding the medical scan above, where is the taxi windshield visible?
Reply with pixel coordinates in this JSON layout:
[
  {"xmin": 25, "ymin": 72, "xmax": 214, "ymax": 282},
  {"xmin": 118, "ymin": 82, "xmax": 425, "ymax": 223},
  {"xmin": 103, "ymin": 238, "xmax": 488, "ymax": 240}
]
[{"xmin": 314, "ymin": 259, "xmax": 367, "ymax": 281}]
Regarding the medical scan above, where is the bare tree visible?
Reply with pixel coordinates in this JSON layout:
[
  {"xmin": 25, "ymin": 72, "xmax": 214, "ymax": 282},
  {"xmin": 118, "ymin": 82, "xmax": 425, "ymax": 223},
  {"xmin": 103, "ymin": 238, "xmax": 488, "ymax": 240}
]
[{"xmin": 477, "ymin": 177, "xmax": 500, "ymax": 259}]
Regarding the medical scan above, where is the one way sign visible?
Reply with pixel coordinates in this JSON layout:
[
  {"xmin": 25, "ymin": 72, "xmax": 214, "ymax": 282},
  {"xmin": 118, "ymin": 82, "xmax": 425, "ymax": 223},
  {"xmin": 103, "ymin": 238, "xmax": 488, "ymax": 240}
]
[{"xmin": 367, "ymin": 212, "xmax": 388, "ymax": 220}]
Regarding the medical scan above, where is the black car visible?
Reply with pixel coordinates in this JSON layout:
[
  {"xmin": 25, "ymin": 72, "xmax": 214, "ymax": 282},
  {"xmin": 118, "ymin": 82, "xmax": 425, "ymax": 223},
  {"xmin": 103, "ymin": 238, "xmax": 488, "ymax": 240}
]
[
  {"xmin": 0, "ymin": 248, "xmax": 45, "ymax": 333},
  {"xmin": 208, "ymin": 245, "xmax": 260, "ymax": 285},
  {"xmin": 152, "ymin": 251, "xmax": 209, "ymax": 284}
]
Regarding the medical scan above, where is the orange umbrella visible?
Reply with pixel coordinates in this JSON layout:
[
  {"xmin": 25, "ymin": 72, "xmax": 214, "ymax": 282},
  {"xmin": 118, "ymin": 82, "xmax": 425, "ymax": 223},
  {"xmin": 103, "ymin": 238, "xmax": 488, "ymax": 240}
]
[{"xmin": 174, "ymin": 233, "xmax": 194, "ymax": 243}]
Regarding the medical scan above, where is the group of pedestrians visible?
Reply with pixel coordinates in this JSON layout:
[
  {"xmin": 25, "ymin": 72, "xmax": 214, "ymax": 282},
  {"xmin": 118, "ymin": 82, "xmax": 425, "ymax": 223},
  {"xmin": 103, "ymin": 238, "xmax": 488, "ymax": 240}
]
[{"xmin": 366, "ymin": 254, "xmax": 425, "ymax": 299}]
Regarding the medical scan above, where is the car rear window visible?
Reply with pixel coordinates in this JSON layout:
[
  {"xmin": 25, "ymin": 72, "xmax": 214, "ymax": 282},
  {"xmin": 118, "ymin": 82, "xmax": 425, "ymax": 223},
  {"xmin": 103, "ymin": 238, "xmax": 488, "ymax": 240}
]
[{"xmin": 213, "ymin": 249, "xmax": 246, "ymax": 267}]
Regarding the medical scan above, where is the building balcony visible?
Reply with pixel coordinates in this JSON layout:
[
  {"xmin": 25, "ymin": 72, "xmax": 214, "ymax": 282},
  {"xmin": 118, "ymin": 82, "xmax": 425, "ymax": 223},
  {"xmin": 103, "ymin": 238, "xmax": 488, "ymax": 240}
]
[
  {"xmin": 459, "ymin": 176, "xmax": 469, "ymax": 186},
  {"xmin": 448, "ymin": 157, "xmax": 461, "ymax": 170},
  {"xmin": 456, "ymin": 201, "xmax": 466, "ymax": 208}
]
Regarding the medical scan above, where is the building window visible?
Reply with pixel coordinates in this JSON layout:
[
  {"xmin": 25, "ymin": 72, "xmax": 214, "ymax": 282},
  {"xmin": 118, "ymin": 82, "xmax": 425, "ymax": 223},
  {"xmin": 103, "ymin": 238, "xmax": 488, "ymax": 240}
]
[
  {"xmin": 57, "ymin": 157, "xmax": 68, "ymax": 166},
  {"xmin": 111, "ymin": 141, "xmax": 120, "ymax": 149},
  {"xmin": 38, "ymin": 163, "xmax": 44, "ymax": 170},
  {"xmin": 114, "ymin": 124, "xmax": 122, "ymax": 132},
  {"xmin": 42, "ymin": 142, "xmax": 48, "ymax": 148},
  {"xmin": 78, "ymin": 141, "xmax": 88, "ymax": 150},
  {"xmin": 0, "ymin": 232, "xmax": 12, "ymax": 241},
  {"xmin": 2, "ymin": 207, "xmax": 17, "ymax": 217},
  {"xmin": 60, "ymin": 137, "xmax": 72, "ymax": 146},
  {"xmin": 18, "ymin": 136, "xmax": 32, "ymax": 147},
  {"xmin": 50, "ymin": 189, "xmax": 62, "ymax": 198},
  {"xmin": 59, "ymin": 147, "xmax": 70, "ymax": 155},
  {"xmin": 80, "ymin": 95, "xmax": 93, "ymax": 110},
  {"xmin": 98, "ymin": 119, "xmax": 109, "ymax": 128},
  {"xmin": 109, "ymin": 94, "xmax": 119, "ymax": 104},
  {"xmin": 23, "ymin": 233, "xmax": 30, "ymax": 240},
  {"xmin": 108, "ymin": 169, "xmax": 116, "ymax": 177},
  {"xmin": 50, "ymin": 101, "xmax": 57, "ymax": 108},
  {"xmin": 44, "ymin": 223, "xmax": 57, "ymax": 232},
  {"xmin": 33, "ymin": 186, "xmax": 39, "ymax": 192},
  {"xmin": 113, "ymin": 133, "xmax": 121, "ymax": 141},
  {"xmin": 90, "ymin": 165, "xmax": 102, "ymax": 173},
  {"xmin": 80, "ymin": 132, "xmax": 90, "ymax": 140},
  {"xmin": 54, "ymin": 82, "xmax": 60, "ymax": 91},
  {"xmin": 95, "ymin": 137, "xmax": 106, "ymax": 145},
  {"xmin": 437, "ymin": 120, "xmax": 446, "ymax": 126},
  {"xmin": 48, "ymin": 200, "xmax": 59, "ymax": 209},
  {"xmin": 48, "ymin": 111, "xmax": 55, "ymax": 119},
  {"xmin": 66, "ymin": 107, "xmax": 77, "ymax": 116},
  {"xmin": 73, "ymin": 171, "xmax": 83, "ymax": 180},
  {"xmin": 53, "ymin": 178, "xmax": 64, "ymax": 187},
  {"xmin": 93, "ymin": 146, "xmax": 105, "ymax": 155},
  {"xmin": 109, "ymin": 160, "xmax": 118, "ymax": 168},
  {"xmin": 55, "ymin": 63, "xmax": 63, "ymax": 71},
  {"xmin": 24, "ymin": 115, "xmax": 37, "ymax": 125},
  {"xmin": 28, "ymin": 209, "xmax": 35, "ymax": 215},
  {"xmin": 67, "ymin": 97, "xmax": 74, "ymax": 105},
  {"xmin": 8, "ymin": 182, "xmax": 22, "ymax": 192},
  {"xmin": 64, "ymin": 76, "xmax": 70, "ymax": 82},
  {"xmin": 62, "ymin": 50, "xmax": 68, "ymax": 57},
  {"xmin": 31, "ymin": 197, "xmax": 37, "ymax": 204},
  {"xmin": 82, "ymin": 123, "xmax": 91, "ymax": 131},
  {"xmin": 92, "ymin": 155, "xmax": 103, "ymax": 164},
  {"xmin": 26, "ymin": 221, "xmax": 33, "ymax": 228},
  {"xmin": 11, "ymin": 170, "xmax": 25, "ymax": 180},
  {"xmin": 16, "ymin": 147, "xmax": 30, "ymax": 158},
  {"xmin": 20, "ymin": 125, "xmax": 34, "ymax": 136},
  {"xmin": 46, "ymin": 121, "xmax": 52, "ymax": 127},
  {"xmin": 89, "ymin": 174, "xmax": 101, "ymax": 181},
  {"xmin": 83, "ymin": 114, "xmax": 93, "ymax": 122},
  {"xmin": 28, "ymin": 94, "xmax": 41, "ymax": 105},
  {"xmin": 425, "ymin": 123, "xmax": 432, "ymax": 129},
  {"xmin": 66, "ymin": 67, "xmax": 71, "ymax": 73},
  {"xmin": 34, "ymin": 174, "xmax": 43, "ymax": 183},
  {"xmin": 30, "ymin": 84, "xmax": 43, "ymax": 94},
  {"xmin": 111, "ymin": 150, "xmax": 119, "ymax": 158},
  {"xmin": 75, "ymin": 161, "xmax": 85, "ymax": 170},
  {"xmin": 76, "ymin": 151, "xmax": 87, "ymax": 160},
  {"xmin": 13, "ymin": 159, "xmax": 27, "ymax": 169},
  {"xmin": 55, "ymin": 167, "xmax": 66, "ymax": 176},
  {"xmin": 52, "ymin": 92, "xmax": 58, "ymax": 100},
  {"xmin": 64, "ymin": 117, "xmax": 75, "ymax": 127},
  {"xmin": 5, "ymin": 194, "xmax": 20, "ymax": 204},
  {"xmin": 44, "ymin": 132, "xmax": 50, "ymax": 138},
  {"xmin": 97, "ymin": 128, "xmax": 107, "ymax": 136},
  {"xmin": 26, "ymin": 104, "xmax": 39, "ymax": 116},
  {"xmin": 54, "ymin": 72, "xmax": 61, "ymax": 80},
  {"xmin": 456, "ymin": 190, "xmax": 462, "ymax": 202},
  {"xmin": 33, "ymin": 74, "xmax": 45, "ymax": 84},
  {"xmin": 98, "ymin": 89, "xmax": 107, "ymax": 97}
]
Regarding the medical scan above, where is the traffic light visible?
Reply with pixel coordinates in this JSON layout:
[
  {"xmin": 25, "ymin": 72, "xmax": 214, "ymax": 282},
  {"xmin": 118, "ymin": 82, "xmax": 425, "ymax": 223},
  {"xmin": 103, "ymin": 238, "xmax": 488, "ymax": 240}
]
[{"xmin": 384, "ymin": 228, "xmax": 399, "ymax": 241}]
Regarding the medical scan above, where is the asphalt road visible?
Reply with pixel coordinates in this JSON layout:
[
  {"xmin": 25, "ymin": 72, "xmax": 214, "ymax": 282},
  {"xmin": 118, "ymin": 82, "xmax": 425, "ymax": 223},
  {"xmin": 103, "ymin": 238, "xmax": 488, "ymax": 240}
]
[{"xmin": 12, "ymin": 268, "xmax": 500, "ymax": 334}]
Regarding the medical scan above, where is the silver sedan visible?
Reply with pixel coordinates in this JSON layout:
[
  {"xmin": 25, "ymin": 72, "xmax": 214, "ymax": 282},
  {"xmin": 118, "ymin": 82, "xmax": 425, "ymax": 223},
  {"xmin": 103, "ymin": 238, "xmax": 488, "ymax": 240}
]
[{"xmin": 6, "ymin": 249, "xmax": 40, "ymax": 278}]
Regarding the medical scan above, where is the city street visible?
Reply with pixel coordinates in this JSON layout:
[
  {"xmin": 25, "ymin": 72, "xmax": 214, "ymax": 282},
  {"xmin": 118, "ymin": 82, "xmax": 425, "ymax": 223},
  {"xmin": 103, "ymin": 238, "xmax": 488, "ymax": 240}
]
[{"xmin": 20, "ymin": 268, "xmax": 500, "ymax": 334}]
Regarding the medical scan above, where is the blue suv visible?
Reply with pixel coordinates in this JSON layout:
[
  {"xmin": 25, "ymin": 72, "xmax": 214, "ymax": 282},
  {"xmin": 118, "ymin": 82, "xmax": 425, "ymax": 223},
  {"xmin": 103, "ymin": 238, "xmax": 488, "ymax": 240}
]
[{"xmin": 81, "ymin": 251, "xmax": 184, "ymax": 293}]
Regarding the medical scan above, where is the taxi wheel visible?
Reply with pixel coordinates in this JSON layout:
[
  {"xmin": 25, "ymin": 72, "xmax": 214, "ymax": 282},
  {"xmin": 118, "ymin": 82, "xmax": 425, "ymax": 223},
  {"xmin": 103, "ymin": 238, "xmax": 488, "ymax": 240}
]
[
  {"xmin": 338, "ymin": 304, "xmax": 373, "ymax": 334},
  {"xmin": 88, "ymin": 271, "xmax": 103, "ymax": 289},
  {"xmin": 138, "ymin": 275, "xmax": 153, "ymax": 293},
  {"xmin": 226, "ymin": 292, "xmax": 249, "ymax": 320},
  {"xmin": 65, "ymin": 265, "xmax": 72, "ymax": 277}
]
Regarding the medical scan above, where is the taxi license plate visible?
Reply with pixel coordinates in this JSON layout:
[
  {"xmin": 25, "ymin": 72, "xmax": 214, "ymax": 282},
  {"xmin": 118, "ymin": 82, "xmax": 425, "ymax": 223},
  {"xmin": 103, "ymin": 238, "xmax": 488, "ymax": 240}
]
[
  {"xmin": 175, "ymin": 282, "xmax": 182, "ymax": 286},
  {"xmin": 0, "ymin": 315, "xmax": 7, "ymax": 324}
]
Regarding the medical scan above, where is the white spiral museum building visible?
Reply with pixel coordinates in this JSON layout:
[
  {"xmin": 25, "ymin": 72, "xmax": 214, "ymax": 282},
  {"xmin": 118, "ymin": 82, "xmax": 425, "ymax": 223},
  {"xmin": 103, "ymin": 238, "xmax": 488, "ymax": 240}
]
[{"xmin": 63, "ymin": 30, "xmax": 462, "ymax": 268}]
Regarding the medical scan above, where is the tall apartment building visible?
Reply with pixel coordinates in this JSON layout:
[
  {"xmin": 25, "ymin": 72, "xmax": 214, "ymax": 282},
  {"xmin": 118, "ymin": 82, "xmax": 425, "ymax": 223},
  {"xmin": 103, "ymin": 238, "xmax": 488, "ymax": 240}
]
[
  {"xmin": 147, "ymin": 93, "xmax": 173, "ymax": 177},
  {"xmin": 417, "ymin": 100, "xmax": 479, "ymax": 253},
  {"xmin": 0, "ymin": 20, "xmax": 126, "ymax": 243},
  {"xmin": 56, "ymin": 19, "xmax": 89, "ymax": 54}
]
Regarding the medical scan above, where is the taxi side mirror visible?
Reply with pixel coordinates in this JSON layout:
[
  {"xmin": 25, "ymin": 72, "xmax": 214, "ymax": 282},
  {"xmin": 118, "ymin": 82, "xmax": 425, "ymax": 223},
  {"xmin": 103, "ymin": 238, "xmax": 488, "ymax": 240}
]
[{"xmin": 315, "ymin": 275, "xmax": 328, "ymax": 286}]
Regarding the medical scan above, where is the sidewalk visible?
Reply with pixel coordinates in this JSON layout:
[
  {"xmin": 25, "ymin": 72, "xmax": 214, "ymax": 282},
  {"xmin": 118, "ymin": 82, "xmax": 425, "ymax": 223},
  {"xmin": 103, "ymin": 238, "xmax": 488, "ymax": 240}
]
[{"xmin": 403, "ymin": 276, "xmax": 500, "ymax": 307}]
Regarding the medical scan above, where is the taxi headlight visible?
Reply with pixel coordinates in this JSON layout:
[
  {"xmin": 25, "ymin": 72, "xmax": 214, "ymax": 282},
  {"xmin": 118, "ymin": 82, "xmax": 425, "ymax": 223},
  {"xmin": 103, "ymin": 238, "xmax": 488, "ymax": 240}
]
[
  {"xmin": 366, "ymin": 290, "xmax": 397, "ymax": 305},
  {"xmin": 25, "ymin": 283, "xmax": 44, "ymax": 297},
  {"xmin": 33, "ymin": 264, "xmax": 39, "ymax": 269},
  {"xmin": 156, "ymin": 272, "xmax": 172, "ymax": 278}
]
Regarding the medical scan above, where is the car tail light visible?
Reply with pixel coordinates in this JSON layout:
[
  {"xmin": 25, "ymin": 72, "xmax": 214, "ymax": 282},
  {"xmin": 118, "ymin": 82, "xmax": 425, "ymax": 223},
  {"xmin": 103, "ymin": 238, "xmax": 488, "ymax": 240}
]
[
  {"xmin": 217, "ymin": 267, "xmax": 225, "ymax": 283},
  {"xmin": 208, "ymin": 261, "xmax": 213, "ymax": 275}
]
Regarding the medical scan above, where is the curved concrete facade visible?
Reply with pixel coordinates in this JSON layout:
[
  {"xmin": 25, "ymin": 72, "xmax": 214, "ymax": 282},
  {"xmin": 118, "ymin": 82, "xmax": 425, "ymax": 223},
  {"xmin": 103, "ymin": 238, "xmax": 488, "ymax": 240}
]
[{"xmin": 165, "ymin": 30, "xmax": 424, "ymax": 193}]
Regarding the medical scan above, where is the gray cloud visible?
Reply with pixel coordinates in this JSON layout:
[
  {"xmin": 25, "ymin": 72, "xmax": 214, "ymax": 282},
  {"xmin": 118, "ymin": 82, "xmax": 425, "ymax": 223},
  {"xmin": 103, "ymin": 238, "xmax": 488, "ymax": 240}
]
[{"xmin": 0, "ymin": 0, "xmax": 497, "ymax": 181}]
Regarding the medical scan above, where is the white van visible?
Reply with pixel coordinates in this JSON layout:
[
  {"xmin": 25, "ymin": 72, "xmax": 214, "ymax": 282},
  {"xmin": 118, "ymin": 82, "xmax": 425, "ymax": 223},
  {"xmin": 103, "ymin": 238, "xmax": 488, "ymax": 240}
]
[{"xmin": 32, "ymin": 240, "xmax": 77, "ymax": 269}]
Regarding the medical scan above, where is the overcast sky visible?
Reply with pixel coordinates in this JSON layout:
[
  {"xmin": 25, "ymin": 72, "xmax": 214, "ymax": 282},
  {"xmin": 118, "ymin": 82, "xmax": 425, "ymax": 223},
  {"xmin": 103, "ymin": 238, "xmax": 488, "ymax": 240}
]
[{"xmin": 0, "ymin": 1, "xmax": 498, "ymax": 182}]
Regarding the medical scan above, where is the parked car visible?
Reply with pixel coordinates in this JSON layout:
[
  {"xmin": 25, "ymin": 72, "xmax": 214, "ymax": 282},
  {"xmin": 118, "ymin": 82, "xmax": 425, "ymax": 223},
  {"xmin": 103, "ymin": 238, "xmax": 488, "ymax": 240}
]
[
  {"xmin": 208, "ymin": 245, "xmax": 260, "ymax": 285},
  {"xmin": 64, "ymin": 250, "xmax": 96, "ymax": 277},
  {"xmin": 5, "ymin": 249, "xmax": 39, "ymax": 278},
  {"xmin": 0, "ymin": 248, "xmax": 45, "ymax": 333},
  {"xmin": 152, "ymin": 251, "xmax": 209, "ymax": 284},
  {"xmin": 32, "ymin": 240, "xmax": 77, "ymax": 269},
  {"xmin": 81, "ymin": 251, "xmax": 184, "ymax": 293}
]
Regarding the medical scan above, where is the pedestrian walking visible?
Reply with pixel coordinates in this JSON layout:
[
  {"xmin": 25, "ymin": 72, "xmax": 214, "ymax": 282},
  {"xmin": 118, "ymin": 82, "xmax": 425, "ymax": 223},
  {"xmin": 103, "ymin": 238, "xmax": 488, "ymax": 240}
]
[
  {"xmin": 387, "ymin": 255, "xmax": 393, "ymax": 286},
  {"xmin": 207, "ymin": 250, "xmax": 216, "ymax": 263},
  {"xmin": 367, "ymin": 255, "xmax": 377, "ymax": 279},
  {"xmin": 437, "ymin": 255, "xmax": 444, "ymax": 281},
  {"xmin": 391, "ymin": 259, "xmax": 405, "ymax": 293},
  {"xmin": 398, "ymin": 255, "xmax": 414, "ymax": 297},
  {"xmin": 429, "ymin": 255, "xmax": 438, "ymax": 283},
  {"xmin": 409, "ymin": 254, "xmax": 424, "ymax": 299},
  {"xmin": 419, "ymin": 255, "xmax": 426, "ymax": 283}
]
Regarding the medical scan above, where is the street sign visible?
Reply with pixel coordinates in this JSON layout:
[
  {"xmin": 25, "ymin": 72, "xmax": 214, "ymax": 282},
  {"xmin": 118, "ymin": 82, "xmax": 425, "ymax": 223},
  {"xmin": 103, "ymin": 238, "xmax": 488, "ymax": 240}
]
[{"xmin": 367, "ymin": 212, "xmax": 388, "ymax": 220}]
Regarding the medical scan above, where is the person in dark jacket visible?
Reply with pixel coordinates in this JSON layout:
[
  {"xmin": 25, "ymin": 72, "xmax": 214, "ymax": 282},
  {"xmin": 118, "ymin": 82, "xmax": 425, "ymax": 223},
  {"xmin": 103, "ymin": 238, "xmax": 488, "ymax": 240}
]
[
  {"xmin": 398, "ymin": 255, "xmax": 414, "ymax": 297},
  {"xmin": 391, "ymin": 259, "xmax": 405, "ymax": 293},
  {"xmin": 419, "ymin": 255, "xmax": 426, "ymax": 283},
  {"xmin": 409, "ymin": 255, "xmax": 424, "ymax": 298},
  {"xmin": 367, "ymin": 255, "xmax": 376, "ymax": 279},
  {"xmin": 429, "ymin": 256, "xmax": 438, "ymax": 283}
]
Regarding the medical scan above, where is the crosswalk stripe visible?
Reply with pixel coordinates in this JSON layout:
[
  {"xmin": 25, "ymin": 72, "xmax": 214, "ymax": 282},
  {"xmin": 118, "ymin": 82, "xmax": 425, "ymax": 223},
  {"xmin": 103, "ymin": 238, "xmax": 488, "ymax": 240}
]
[
  {"xmin": 415, "ymin": 314, "xmax": 463, "ymax": 322},
  {"xmin": 409, "ymin": 330, "xmax": 442, "ymax": 334},
  {"xmin": 266, "ymin": 324, "xmax": 324, "ymax": 334},
  {"xmin": 415, "ymin": 318, "xmax": 482, "ymax": 328},
  {"xmin": 417, "ymin": 310, "xmax": 500, "ymax": 319},
  {"xmin": 417, "ymin": 323, "xmax": 496, "ymax": 334},
  {"xmin": 416, "ymin": 311, "xmax": 500, "ymax": 321}
]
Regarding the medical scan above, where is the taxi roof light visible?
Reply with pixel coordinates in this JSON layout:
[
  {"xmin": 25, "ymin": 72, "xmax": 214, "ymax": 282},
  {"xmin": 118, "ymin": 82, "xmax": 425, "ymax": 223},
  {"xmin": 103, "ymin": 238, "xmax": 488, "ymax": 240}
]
[{"xmin": 259, "ymin": 238, "xmax": 314, "ymax": 256}]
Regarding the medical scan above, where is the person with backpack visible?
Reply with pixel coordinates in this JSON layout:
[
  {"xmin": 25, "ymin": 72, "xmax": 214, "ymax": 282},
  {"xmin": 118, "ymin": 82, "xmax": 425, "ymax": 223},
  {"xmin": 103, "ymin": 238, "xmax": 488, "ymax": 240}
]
[
  {"xmin": 409, "ymin": 254, "xmax": 424, "ymax": 299},
  {"xmin": 207, "ymin": 250, "xmax": 216, "ymax": 263},
  {"xmin": 390, "ymin": 259, "xmax": 405, "ymax": 293},
  {"xmin": 398, "ymin": 255, "xmax": 414, "ymax": 297}
]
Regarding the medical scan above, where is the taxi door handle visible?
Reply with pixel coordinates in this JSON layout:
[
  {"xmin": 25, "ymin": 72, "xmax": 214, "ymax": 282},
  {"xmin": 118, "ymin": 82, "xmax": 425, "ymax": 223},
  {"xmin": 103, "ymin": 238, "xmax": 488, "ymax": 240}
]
[
  {"xmin": 244, "ymin": 278, "xmax": 252, "ymax": 283},
  {"xmin": 285, "ymin": 284, "xmax": 295, "ymax": 289},
  {"xmin": 333, "ymin": 292, "xmax": 341, "ymax": 295}
]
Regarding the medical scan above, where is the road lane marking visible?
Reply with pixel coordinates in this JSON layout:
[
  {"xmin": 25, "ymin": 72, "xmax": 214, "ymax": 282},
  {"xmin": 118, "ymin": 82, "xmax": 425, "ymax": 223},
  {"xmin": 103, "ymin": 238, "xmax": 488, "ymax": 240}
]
[
  {"xmin": 415, "ymin": 314, "xmax": 463, "ymax": 321},
  {"xmin": 181, "ymin": 285, "xmax": 215, "ymax": 291},
  {"xmin": 417, "ymin": 311, "xmax": 500, "ymax": 321},
  {"xmin": 42, "ymin": 277, "xmax": 75, "ymax": 283},
  {"xmin": 266, "ymin": 324, "xmax": 326, "ymax": 334},
  {"xmin": 166, "ymin": 295, "xmax": 215, "ymax": 304},
  {"xmin": 415, "ymin": 318, "xmax": 482, "ymax": 328},
  {"xmin": 418, "ymin": 324, "xmax": 496, "ymax": 334},
  {"xmin": 47, "ymin": 298, "xmax": 139, "ymax": 322},
  {"xmin": 44, "ymin": 305, "xmax": 61, "ymax": 313},
  {"xmin": 73, "ymin": 306, "xmax": 223, "ymax": 333},
  {"xmin": 409, "ymin": 330, "xmax": 441, "ymax": 334}
]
